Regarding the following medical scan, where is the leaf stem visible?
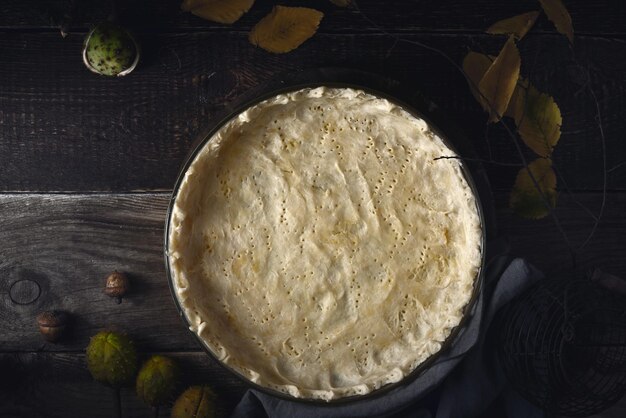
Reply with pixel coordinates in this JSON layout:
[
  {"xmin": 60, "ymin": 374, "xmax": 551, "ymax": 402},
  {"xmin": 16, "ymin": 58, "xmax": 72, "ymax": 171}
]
[
  {"xmin": 608, "ymin": 161, "xmax": 626, "ymax": 173},
  {"xmin": 109, "ymin": 0, "xmax": 119, "ymax": 22},
  {"xmin": 59, "ymin": 0, "xmax": 78, "ymax": 37},
  {"xmin": 552, "ymin": 162, "xmax": 598, "ymax": 221},
  {"xmin": 577, "ymin": 64, "xmax": 607, "ymax": 251},
  {"xmin": 115, "ymin": 388, "xmax": 122, "ymax": 418}
]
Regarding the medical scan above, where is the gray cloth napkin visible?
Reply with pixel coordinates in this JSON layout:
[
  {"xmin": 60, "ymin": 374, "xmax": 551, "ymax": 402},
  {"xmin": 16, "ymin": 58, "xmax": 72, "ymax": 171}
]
[{"xmin": 231, "ymin": 257, "xmax": 544, "ymax": 418}]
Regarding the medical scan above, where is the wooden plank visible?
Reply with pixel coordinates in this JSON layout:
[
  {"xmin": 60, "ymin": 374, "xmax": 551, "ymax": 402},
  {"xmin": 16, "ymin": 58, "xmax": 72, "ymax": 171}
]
[
  {"xmin": 1, "ymin": 32, "xmax": 625, "ymax": 192},
  {"xmin": 0, "ymin": 351, "xmax": 246, "ymax": 418},
  {"xmin": 497, "ymin": 191, "xmax": 626, "ymax": 277},
  {"xmin": 0, "ymin": 192, "xmax": 625, "ymax": 417},
  {"xmin": 4, "ymin": 0, "xmax": 626, "ymax": 35},
  {"xmin": 0, "ymin": 351, "xmax": 624, "ymax": 418},
  {"xmin": 0, "ymin": 194, "xmax": 198, "ymax": 352},
  {"xmin": 1, "ymin": 192, "xmax": 625, "ymax": 354}
]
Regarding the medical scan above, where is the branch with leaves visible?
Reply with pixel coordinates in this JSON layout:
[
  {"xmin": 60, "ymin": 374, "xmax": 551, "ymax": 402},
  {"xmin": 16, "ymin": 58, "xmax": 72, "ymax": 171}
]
[{"xmin": 463, "ymin": 0, "xmax": 572, "ymax": 220}]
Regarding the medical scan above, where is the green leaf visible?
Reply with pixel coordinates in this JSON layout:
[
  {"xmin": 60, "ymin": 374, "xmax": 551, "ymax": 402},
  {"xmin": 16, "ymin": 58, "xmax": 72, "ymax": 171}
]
[
  {"xmin": 136, "ymin": 355, "xmax": 180, "ymax": 407},
  {"xmin": 478, "ymin": 36, "xmax": 521, "ymax": 122},
  {"xmin": 508, "ymin": 79, "xmax": 562, "ymax": 157},
  {"xmin": 86, "ymin": 331, "xmax": 137, "ymax": 387},
  {"xmin": 486, "ymin": 11, "xmax": 540, "ymax": 40},
  {"xmin": 538, "ymin": 0, "xmax": 574, "ymax": 43},
  {"xmin": 510, "ymin": 158, "xmax": 557, "ymax": 219}
]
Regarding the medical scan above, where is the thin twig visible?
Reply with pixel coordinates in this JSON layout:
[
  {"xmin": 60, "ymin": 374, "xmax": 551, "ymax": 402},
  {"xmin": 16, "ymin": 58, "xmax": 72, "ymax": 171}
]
[
  {"xmin": 483, "ymin": 122, "xmax": 493, "ymax": 160},
  {"xmin": 154, "ymin": 406, "xmax": 160, "ymax": 418},
  {"xmin": 608, "ymin": 161, "xmax": 626, "ymax": 173},
  {"xmin": 114, "ymin": 388, "xmax": 122, "ymax": 418},
  {"xmin": 109, "ymin": 0, "xmax": 119, "ymax": 22},
  {"xmin": 433, "ymin": 155, "xmax": 524, "ymax": 167},
  {"xmin": 577, "ymin": 65, "xmax": 607, "ymax": 251},
  {"xmin": 552, "ymin": 162, "xmax": 599, "ymax": 221},
  {"xmin": 59, "ymin": 0, "xmax": 78, "ymax": 38}
]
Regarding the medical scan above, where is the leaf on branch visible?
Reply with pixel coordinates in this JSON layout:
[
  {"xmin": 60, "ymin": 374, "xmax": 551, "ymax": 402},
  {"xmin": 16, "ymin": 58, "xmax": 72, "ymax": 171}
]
[
  {"xmin": 510, "ymin": 158, "xmax": 557, "ymax": 219},
  {"xmin": 249, "ymin": 6, "xmax": 324, "ymax": 53},
  {"xmin": 507, "ymin": 79, "xmax": 562, "ymax": 157},
  {"xmin": 329, "ymin": 0, "xmax": 351, "ymax": 6},
  {"xmin": 462, "ymin": 52, "xmax": 493, "ymax": 107},
  {"xmin": 478, "ymin": 36, "xmax": 521, "ymax": 123},
  {"xmin": 486, "ymin": 11, "xmax": 540, "ymax": 40},
  {"xmin": 538, "ymin": 0, "xmax": 574, "ymax": 43},
  {"xmin": 181, "ymin": 0, "xmax": 255, "ymax": 25},
  {"xmin": 504, "ymin": 77, "xmax": 529, "ymax": 119}
]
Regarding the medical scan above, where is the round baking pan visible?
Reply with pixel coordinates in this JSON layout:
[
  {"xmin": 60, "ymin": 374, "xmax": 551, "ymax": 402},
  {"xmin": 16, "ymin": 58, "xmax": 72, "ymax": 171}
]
[{"xmin": 164, "ymin": 67, "xmax": 493, "ymax": 405}]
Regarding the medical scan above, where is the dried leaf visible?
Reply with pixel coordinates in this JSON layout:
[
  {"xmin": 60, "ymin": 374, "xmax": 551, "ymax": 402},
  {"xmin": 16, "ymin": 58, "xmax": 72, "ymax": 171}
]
[
  {"xmin": 486, "ymin": 11, "xmax": 540, "ymax": 40},
  {"xmin": 538, "ymin": 0, "xmax": 574, "ymax": 43},
  {"xmin": 462, "ymin": 52, "xmax": 493, "ymax": 107},
  {"xmin": 249, "ymin": 6, "xmax": 323, "ymax": 53},
  {"xmin": 504, "ymin": 77, "xmax": 529, "ymax": 119},
  {"xmin": 181, "ymin": 0, "xmax": 255, "ymax": 24},
  {"xmin": 510, "ymin": 158, "xmax": 557, "ymax": 219},
  {"xmin": 478, "ymin": 36, "xmax": 521, "ymax": 122},
  {"xmin": 329, "ymin": 0, "xmax": 351, "ymax": 6},
  {"xmin": 508, "ymin": 80, "xmax": 562, "ymax": 157}
]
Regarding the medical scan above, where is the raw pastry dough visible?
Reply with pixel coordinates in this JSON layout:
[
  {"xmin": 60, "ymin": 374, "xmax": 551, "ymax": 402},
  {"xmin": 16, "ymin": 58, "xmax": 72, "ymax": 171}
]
[{"xmin": 168, "ymin": 87, "xmax": 482, "ymax": 400}]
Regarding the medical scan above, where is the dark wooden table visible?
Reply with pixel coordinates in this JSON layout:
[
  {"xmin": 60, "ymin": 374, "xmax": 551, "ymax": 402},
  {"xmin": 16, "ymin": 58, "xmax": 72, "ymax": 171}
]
[{"xmin": 1, "ymin": 1, "xmax": 625, "ymax": 417}]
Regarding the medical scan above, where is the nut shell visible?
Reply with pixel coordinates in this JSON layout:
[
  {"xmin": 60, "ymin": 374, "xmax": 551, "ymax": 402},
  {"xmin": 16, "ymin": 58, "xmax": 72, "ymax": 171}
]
[
  {"xmin": 104, "ymin": 271, "xmax": 130, "ymax": 298},
  {"xmin": 86, "ymin": 331, "xmax": 137, "ymax": 387},
  {"xmin": 136, "ymin": 355, "xmax": 180, "ymax": 407},
  {"xmin": 82, "ymin": 21, "xmax": 140, "ymax": 77},
  {"xmin": 171, "ymin": 386, "xmax": 216, "ymax": 418},
  {"xmin": 36, "ymin": 311, "xmax": 69, "ymax": 343}
]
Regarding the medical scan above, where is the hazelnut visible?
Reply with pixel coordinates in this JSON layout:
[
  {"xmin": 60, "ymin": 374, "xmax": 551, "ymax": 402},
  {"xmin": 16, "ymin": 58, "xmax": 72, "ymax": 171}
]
[
  {"xmin": 105, "ymin": 271, "xmax": 130, "ymax": 303},
  {"xmin": 37, "ymin": 311, "xmax": 69, "ymax": 343}
]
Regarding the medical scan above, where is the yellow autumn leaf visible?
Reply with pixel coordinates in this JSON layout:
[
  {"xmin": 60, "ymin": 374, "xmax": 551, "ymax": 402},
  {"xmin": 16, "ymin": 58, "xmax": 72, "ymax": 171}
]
[
  {"xmin": 249, "ymin": 6, "xmax": 324, "ymax": 54},
  {"xmin": 510, "ymin": 158, "xmax": 557, "ymax": 219},
  {"xmin": 478, "ymin": 36, "xmax": 521, "ymax": 123},
  {"xmin": 329, "ymin": 0, "xmax": 351, "ymax": 6},
  {"xmin": 504, "ymin": 77, "xmax": 529, "ymax": 119},
  {"xmin": 181, "ymin": 0, "xmax": 255, "ymax": 25},
  {"xmin": 507, "ymin": 80, "xmax": 562, "ymax": 157},
  {"xmin": 538, "ymin": 0, "xmax": 574, "ymax": 43},
  {"xmin": 462, "ymin": 52, "xmax": 493, "ymax": 108},
  {"xmin": 486, "ymin": 11, "xmax": 540, "ymax": 40}
]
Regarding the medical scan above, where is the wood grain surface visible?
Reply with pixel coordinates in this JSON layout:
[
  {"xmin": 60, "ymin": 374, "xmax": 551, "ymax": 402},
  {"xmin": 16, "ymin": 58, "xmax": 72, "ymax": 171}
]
[
  {"xmin": 0, "ymin": 194, "xmax": 197, "ymax": 352},
  {"xmin": 4, "ymin": 0, "xmax": 626, "ymax": 35},
  {"xmin": 2, "ymin": 0, "xmax": 625, "ymax": 416},
  {"xmin": 0, "ymin": 191, "xmax": 624, "ymax": 415},
  {"xmin": 1, "ymin": 192, "xmax": 624, "ymax": 352},
  {"xmin": 2, "ymin": 32, "xmax": 625, "ymax": 192},
  {"xmin": 1, "ymin": 351, "xmax": 623, "ymax": 418}
]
